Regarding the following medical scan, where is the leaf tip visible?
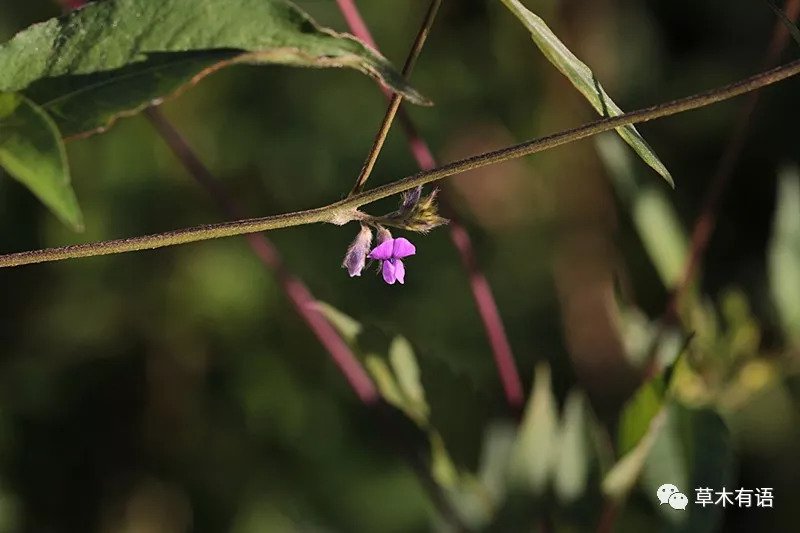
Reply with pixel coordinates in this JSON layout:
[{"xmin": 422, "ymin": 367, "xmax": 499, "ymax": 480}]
[{"xmin": 663, "ymin": 171, "xmax": 676, "ymax": 189}]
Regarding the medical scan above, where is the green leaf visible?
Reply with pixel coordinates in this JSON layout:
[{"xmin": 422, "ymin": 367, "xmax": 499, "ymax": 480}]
[
  {"xmin": 509, "ymin": 362, "xmax": 559, "ymax": 495},
  {"xmin": 553, "ymin": 390, "xmax": 591, "ymax": 504},
  {"xmin": 477, "ymin": 422, "xmax": 517, "ymax": 502},
  {"xmin": 0, "ymin": 92, "xmax": 83, "ymax": 230},
  {"xmin": 672, "ymin": 406, "xmax": 733, "ymax": 533},
  {"xmin": 364, "ymin": 356, "xmax": 408, "ymax": 411},
  {"xmin": 602, "ymin": 406, "xmax": 668, "ymax": 501},
  {"xmin": 0, "ymin": 0, "xmax": 429, "ymax": 139},
  {"xmin": 597, "ymin": 133, "xmax": 688, "ymax": 286},
  {"xmin": 500, "ymin": 0, "xmax": 673, "ymax": 186},
  {"xmin": 429, "ymin": 431, "xmax": 460, "ymax": 489},
  {"xmin": 617, "ymin": 373, "xmax": 668, "ymax": 456},
  {"xmin": 768, "ymin": 165, "xmax": 800, "ymax": 348},
  {"xmin": 604, "ymin": 354, "xmax": 685, "ymax": 501},
  {"xmin": 313, "ymin": 301, "xmax": 363, "ymax": 345},
  {"xmin": 388, "ymin": 336, "xmax": 429, "ymax": 421},
  {"xmin": 641, "ymin": 406, "xmax": 689, "ymax": 526}
]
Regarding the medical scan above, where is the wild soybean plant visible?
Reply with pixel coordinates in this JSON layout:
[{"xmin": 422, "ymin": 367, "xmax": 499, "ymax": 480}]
[{"xmin": 1, "ymin": 0, "xmax": 800, "ymax": 275}]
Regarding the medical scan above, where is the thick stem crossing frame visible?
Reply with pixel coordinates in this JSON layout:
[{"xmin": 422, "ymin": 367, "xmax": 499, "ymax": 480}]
[{"xmin": 2, "ymin": 58, "xmax": 800, "ymax": 267}]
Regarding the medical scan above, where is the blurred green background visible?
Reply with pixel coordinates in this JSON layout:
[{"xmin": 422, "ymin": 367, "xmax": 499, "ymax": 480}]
[{"xmin": 1, "ymin": 0, "xmax": 799, "ymax": 531}]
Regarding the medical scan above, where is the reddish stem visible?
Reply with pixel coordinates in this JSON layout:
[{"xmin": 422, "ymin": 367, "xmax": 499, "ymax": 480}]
[
  {"xmin": 56, "ymin": 0, "xmax": 377, "ymax": 405},
  {"xmin": 595, "ymin": 500, "xmax": 619, "ymax": 533},
  {"xmin": 58, "ymin": 0, "xmax": 85, "ymax": 10},
  {"xmin": 643, "ymin": 0, "xmax": 800, "ymax": 381},
  {"xmin": 674, "ymin": 0, "xmax": 800, "ymax": 302},
  {"xmin": 335, "ymin": 0, "xmax": 524, "ymax": 407},
  {"xmin": 144, "ymin": 110, "xmax": 379, "ymax": 404}
]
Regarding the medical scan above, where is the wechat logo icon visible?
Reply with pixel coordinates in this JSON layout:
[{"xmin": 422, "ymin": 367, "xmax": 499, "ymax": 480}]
[{"xmin": 657, "ymin": 484, "xmax": 688, "ymax": 511}]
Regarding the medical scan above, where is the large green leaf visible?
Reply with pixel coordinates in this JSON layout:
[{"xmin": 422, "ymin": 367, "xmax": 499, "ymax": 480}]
[
  {"xmin": 500, "ymin": 0, "xmax": 673, "ymax": 186},
  {"xmin": 0, "ymin": 0, "xmax": 428, "ymax": 138},
  {"xmin": 0, "ymin": 92, "xmax": 82, "ymax": 230}
]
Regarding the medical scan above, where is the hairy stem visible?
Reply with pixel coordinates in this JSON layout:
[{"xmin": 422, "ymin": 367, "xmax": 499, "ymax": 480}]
[
  {"xmin": 348, "ymin": 0, "xmax": 440, "ymax": 196},
  {"xmin": 3, "ymin": 57, "xmax": 800, "ymax": 268},
  {"xmin": 336, "ymin": 0, "xmax": 525, "ymax": 407},
  {"xmin": 145, "ymin": 110, "xmax": 469, "ymax": 530}
]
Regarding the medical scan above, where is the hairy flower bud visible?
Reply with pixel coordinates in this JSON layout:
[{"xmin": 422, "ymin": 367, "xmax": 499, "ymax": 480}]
[
  {"xmin": 401, "ymin": 186, "xmax": 423, "ymax": 212},
  {"xmin": 375, "ymin": 225, "xmax": 393, "ymax": 245},
  {"xmin": 342, "ymin": 224, "xmax": 373, "ymax": 277},
  {"xmin": 395, "ymin": 188, "xmax": 448, "ymax": 232}
]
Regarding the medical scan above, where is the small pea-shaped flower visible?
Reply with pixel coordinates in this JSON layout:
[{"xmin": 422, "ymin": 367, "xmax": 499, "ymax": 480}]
[{"xmin": 368, "ymin": 233, "xmax": 416, "ymax": 285}]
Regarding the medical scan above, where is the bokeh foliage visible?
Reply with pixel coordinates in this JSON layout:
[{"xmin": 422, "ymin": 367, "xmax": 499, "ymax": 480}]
[{"xmin": 1, "ymin": 0, "xmax": 799, "ymax": 532}]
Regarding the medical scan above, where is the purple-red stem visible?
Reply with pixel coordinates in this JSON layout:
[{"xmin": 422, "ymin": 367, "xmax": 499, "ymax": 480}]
[
  {"xmin": 673, "ymin": 0, "xmax": 800, "ymax": 301},
  {"xmin": 335, "ymin": 0, "xmax": 524, "ymax": 408},
  {"xmin": 602, "ymin": 3, "xmax": 799, "ymax": 532},
  {"xmin": 143, "ymin": 110, "xmax": 379, "ymax": 404}
]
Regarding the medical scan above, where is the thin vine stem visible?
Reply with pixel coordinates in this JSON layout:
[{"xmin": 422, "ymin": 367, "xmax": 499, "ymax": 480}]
[
  {"xmin": 3, "ymin": 57, "xmax": 800, "ymax": 268},
  {"xmin": 348, "ymin": 0, "xmax": 441, "ymax": 196},
  {"xmin": 336, "ymin": 0, "xmax": 525, "ymax": 408},
  {"xmin": 641, "ymin": 0, "xmax": 800, "ymax": 381}
]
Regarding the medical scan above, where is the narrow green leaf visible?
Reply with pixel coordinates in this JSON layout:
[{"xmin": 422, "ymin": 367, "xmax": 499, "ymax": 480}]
[
  {"xmin": 0, "ymin": 0, "xmax": 429, "ymax": 139},
  {"xmin": 429, "ymin": 431, "xmax": 460, "ymax": 489},
  {"xmin": 500, "ymin": 0, "xmax": 673, "ymax": 185},
  {"xmin": 616, "ymin": 343, "xmax": 685, "ymax": 455},
  {"xmin": 597, "ymin": 133, "xmax": 688, "ymax": 286},
  {"xmin": 388, "ymin": 336, "xmax": 429, "ymax": 421},
  {"xmin": 602, "ymin": 406, "xmax": 668, "ymax": 500},
  {"xmin": 617, "ymin": 374, "xmax": 667, "ymax": 455},
  {"xmin": 509, "ymin": 362, "xmax": 559, "ymax": 495},
  {"xmin": 768, "ymin": 165, "xmax": 800, "ymax": 348},
  {"xmin": 553, "ymin": 390, "xmax": 591, "ymax": 503},
  {"xmin": 364, "ymin": 356, "xmax": 407, "ymax": 409},
  {"xmin": 478, "ymin": 422, "xmax": 517, "ymax": 502},
  {"xmin": 0, "ymin": 92, "xmax": 83, "ymax": 230},
  {"xmin": 313, "ymin": 301, "xmax": 363, "ymax": 345}
]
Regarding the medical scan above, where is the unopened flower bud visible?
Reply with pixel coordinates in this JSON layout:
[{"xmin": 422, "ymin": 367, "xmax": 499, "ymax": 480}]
[{"xmin": 342, "ymin": 224, "xmax": 373, "ymax": 277}]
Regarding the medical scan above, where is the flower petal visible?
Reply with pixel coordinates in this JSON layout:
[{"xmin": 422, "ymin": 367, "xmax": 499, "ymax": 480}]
[
  {"xmin": 382, "ymin": 259, "xmax": 397, "ymax": 284},
  {"xmin": 392, "ymin": 238, "xmax": 416, "ymax": 259},
  {"xmin": 394, "ymin": 259, "xmax": 406, "ymax": 284},
  {"xmin": 369, "ymin": 239, "xmax": 395, "ymax": 261}
]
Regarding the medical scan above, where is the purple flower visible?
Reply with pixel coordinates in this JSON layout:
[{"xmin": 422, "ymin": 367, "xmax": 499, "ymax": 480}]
[
  {"xmin": 342, "ymin": 225, "xmax": 373, "ymax": 277},
  {"xmin": 368, "ymin": 237, "xmax": 416, "ymax": 285}
]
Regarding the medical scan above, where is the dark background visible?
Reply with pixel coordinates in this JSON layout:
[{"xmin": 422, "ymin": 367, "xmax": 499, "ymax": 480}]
[{"xmin": 0, "ymin": 0, "xmax": 799, "ymax": 531}]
